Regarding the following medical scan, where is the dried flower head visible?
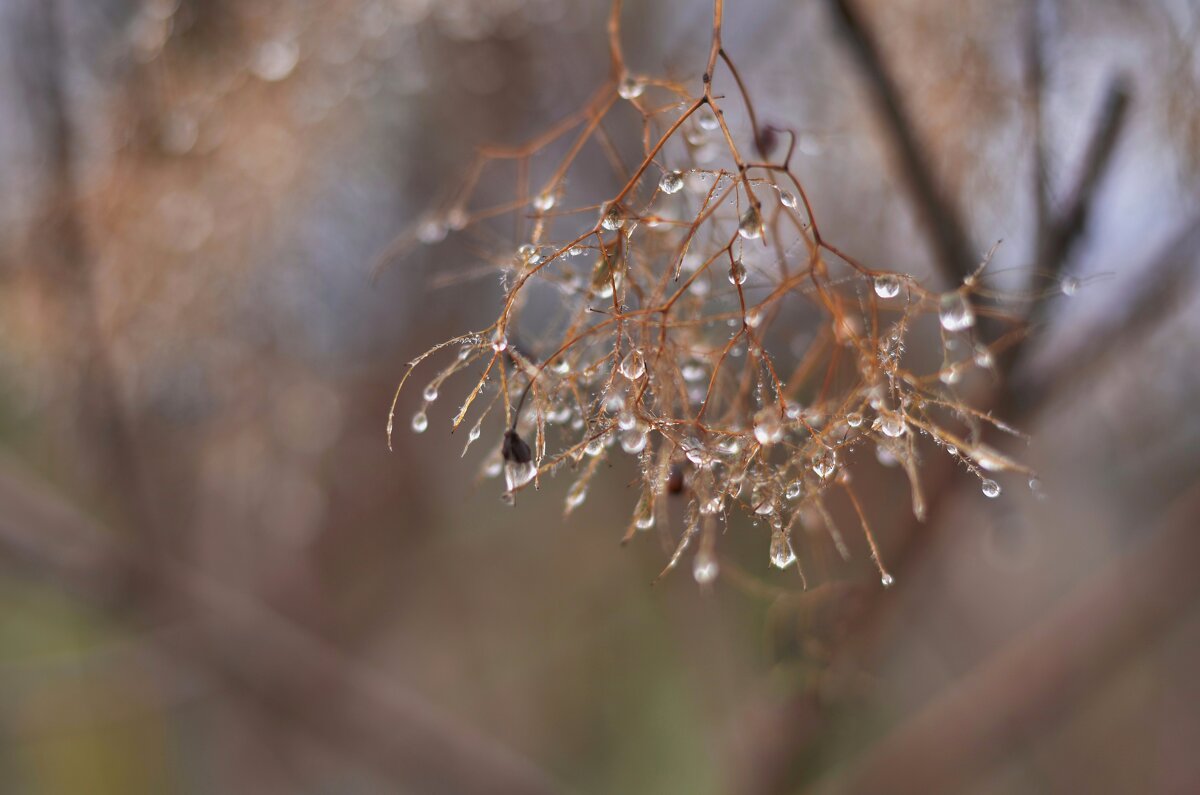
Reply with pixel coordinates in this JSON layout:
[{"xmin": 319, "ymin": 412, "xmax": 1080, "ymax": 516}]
[{"xmin": 385, "ymin": 0, "xmax": 1036, "ymax": 587}]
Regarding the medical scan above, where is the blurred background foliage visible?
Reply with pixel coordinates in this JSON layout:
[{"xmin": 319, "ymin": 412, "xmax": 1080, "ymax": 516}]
[{"xmin": 0, "ymin": 0, "xmax": 1198, "ymax": 793}]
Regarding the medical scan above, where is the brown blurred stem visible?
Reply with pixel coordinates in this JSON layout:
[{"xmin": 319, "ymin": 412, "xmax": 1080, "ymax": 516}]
[
  {"xmin": 812, "ymin": 480, "xmax": 1200, "ymax": 795},
  {"xmin": 0, "ymin": 453, "xmax": 567, "ymax": 795},
  {"xmin": 11, "ymin": 0, "xmax": 157, "ymax": 558},
  {"xmin": 825, "ymin": 0, "xmax": 977, "ymax": 286}
]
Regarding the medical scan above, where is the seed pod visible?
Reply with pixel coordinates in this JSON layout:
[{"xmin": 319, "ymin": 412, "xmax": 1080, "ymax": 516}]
[{"xmin": 502, "ymin": 429, "xmax": 532, "ymax": 464}]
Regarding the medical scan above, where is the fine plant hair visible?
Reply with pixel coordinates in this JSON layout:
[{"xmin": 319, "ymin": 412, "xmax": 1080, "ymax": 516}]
[{"xmin": 385, "ymin": 0, "xmax": 1049, "ymax": 587}]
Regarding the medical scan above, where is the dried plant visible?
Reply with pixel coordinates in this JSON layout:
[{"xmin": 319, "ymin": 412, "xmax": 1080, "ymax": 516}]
[{"xmin": 386, "ymin": 0, "xmax": 1045, "ymax": 587}]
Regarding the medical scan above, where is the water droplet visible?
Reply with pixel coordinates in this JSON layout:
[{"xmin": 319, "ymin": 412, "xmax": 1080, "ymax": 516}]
[
  {"xmin": 696, "ymin": 107, "xmax": 720, "ymax": 131},
  {"xmin": 551, "ymin": 358, "xmax": 570, "ymax": 375},
  {"xmin": 1061, "ymin": 276, "xmax": 1080, "ymax": 297},
  {"xmin": 811, "ymin": 450, "xmax": 837, "ymax": 479},
  {"xmin": 600, "ymin": 204, "xmax": 625, "ymax": 231},
  {"xmin": 876, "ymin": 444, "xmax": 899, "ymax": 467},
  {"xmin": 532, "ymin": 192, "xmax": 556, "ymax": 212},
  {"xmin": 659, "ymin": 171, "xmax": 684, "ymax": 194},
  {"xmin": 681, "ymin": 361, "xmax": 706, "ymax": 382},
  {"xmin": 619, "ymin": 425, "xmax": 649, "ymax": 454},
  {"xmin": 491, "ymin": 331, "xmax": 508, "ymax": 353},
  {"xmin": 417, "ymin": 216, "xmax": 447, "ymax": 244},
  {"xmin": 504, "ymin": 460, "xmax": 536, "ymax": 492},
  {"xmin": 619, "ymin": 349, "xmax": 646, "ymax": 380},
  {"xmin": 411, "ymin": 411, "xmax": 428, "ymax": 433},
  {"xmin": 585, "ymin": 436, "xmax": 606, "ymax": 457},
  {"xmin": 517, "ymin": 243, "xmax": 540, "ymax": 266},
  {"xmin": 780, "ymin": 191, "xmax": 798, "ymax": 209},
  {"xmin": 769, "ymin": 530, "xmax": 797, "ymax": 569},
  {"xmin": 446, "ymin": 207, "xmax": 469, "ymax": 230},
  {"xmin": 973, "ymin": 345, "xmax": 994, "ymax": 368},
  {"xmin": 422, "ymin": 383, "xmax": 439, "ymax": 402},
  {"xmin": 939, "ymin": 364, "xmax": 962, "ymax": 385},
  {"xmin": 846, "ymin": 412, "xmax": 864, "ymax": 428},
  {"xmin": 692, "ymin": 552, "xmax": 719, "ymax": 584},
  {"xmin": 785, "ymin": 480, "xmax": 803, "ymax": 500},
  {"xmin": 728, "ymin": 259, "xmax": 748, "ymax": 285},
  {"xmin": 618, "ymin": 75, "xmax": 645, "ymax": 100},
  {"xmin": 1028, "ymin": 476, "xmax": 1042, "ymax": 492},
  {"xmin": 737, "ymin": 206, "xmax": 763, "ymax": 240},
  {"xmin": 753, "ymin": 408, "xmax": 783, "ymax": 445},
  {"xmin": 468, "ymin": 423, "xmax": 482, "ymax": 442},
  {"xmin": 565, "ymin": 479, "xmax": 588, "ymax": 511},
  {"xmin": 982, "ymin": 479, "xmax": 1002, "ymax": 498},
  {"xmin": 939, "ymin": 292, "xmax": 976, "ymax": 332},
  {"xmin": 617, "ymin": 410, "xmax": 636, "ymax": 431},
  {"xmin": 253, "ymin": 39, "xmax": 300, "ymax": 82},
  {"xmin": 874, "ymin": 274, "xmax": 902, "ymax": 299},
  {"xmin": 878, "ymin": 413, "xmax": 902, "ymax": 439},
  {"xmin": 881, "ymin": 572, "xmax": 895, "ymax": 588}
]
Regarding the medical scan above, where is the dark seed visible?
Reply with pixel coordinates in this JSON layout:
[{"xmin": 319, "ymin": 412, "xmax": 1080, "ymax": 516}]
[{"xmin": 502, "ymin": 429, "xmax": 532, "ymax": 464}]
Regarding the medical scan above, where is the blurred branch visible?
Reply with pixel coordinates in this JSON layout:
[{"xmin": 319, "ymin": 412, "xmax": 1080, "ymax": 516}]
[
  {"xmin": 1015, "ymin": 213, "xmax": 1200, "ymax": 415},
  {"xmin": 825, "ymin": 0, "xmax": 977, "ymax": 285},
  {"xmin": 11, "ymin": 0, "xmax": 156, "ymax": 553},
  {"xmin": 0, "ymin": 453, "xmax": 566, "ymax": 795},
  {"xmin": 1041, "ymin": 76, "xmax": 1132, "ymax": 275},
  {"xmin": 811, "ymin": 480, "xmax": 1200, "ymax": 795}
]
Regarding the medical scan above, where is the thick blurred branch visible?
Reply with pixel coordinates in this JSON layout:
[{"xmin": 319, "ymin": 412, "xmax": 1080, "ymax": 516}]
[
  {"xmin": 825, "ymin": 0, "xmax": 977, "ymax": 285},
  {"xmin": 0, "ymin": 454, "xmax": 566, "ymax": 795},
  {"xmin": 812, "ymin": 480, "xmax": 1200, "ymax": 794},
  {"xmin": 1040, "ymin": 77, "xmax": 1131, "ymax": 274}
]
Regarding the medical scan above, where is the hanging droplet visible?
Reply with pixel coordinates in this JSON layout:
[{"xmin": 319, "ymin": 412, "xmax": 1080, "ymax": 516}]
[
  {"xmin": 769, "ymin": 530, "xmax": 797, "ymax": 569},
  {"xmin": 618, "ymin": 75, "xmax": 645, "ymax": 100},
  {"xmin": 517, "ymin": 243, "xmax": 540, "ymax": 266},
  {"xmin": 847, "ymin": 412, "xmax": 864, "ymax": 428},
  {"xmin": 565, "ymin": 479, "xmax": 588, "ymax": 511},
  {"xmin": 532, "ymin": 191, "xmax": 556, "ymax": 212},
  {"xmin": 780, "ymin": 190, "xmax": 798, "ymax": 209},
  {"xmin": 600, "ymin": 204, "xmax": 625, "ymax": 231},
  {"xmin": 692, "ymin": 551, "xmax": 719, "ymax": 584},
  {"xmin": 939, "ymin": 292, "xmax": 976, "ymax": 332},
  {"xmin": 468, "ymin": 423, "xmax": 482, "ymax": 442},
  {"xmin": 504, "ymin": 461, "xmax": 536, "ymax": 492},
  {"xmin": 939, "ymin": 364, "xmax": 962, "ymax": 385},
  {"xmin": 619, "ymin": 426, "xmax": 649, "ymax": 454},
  {"xmin": 728, "ymin": 258, "xmax": 748, "ymax": 285},
  {"xmin": 253, "ymin": 39, "xmax": 300, "ymax": 82},
  {"xmin": 681, "ymin": 360, "xmax": 706, "ymax": 382},
  {"xmin": 446, "ymin": 207, "xmax": 469, "ymax": 230},
  {"xmin": 423, "ymin": 383, "xmax": 439, "ymax": 402},
  {"xmin": 1060, "ymin": 276, "xmax": 1080, "ymax": 297},
  {"xmin": 737, "ymin": 206, "xmax": 763, "ymax": 240},
  {"xmin": 876, "ymin": 411, "xmax": 906, "ymax": 438},
  {"xmin": 491, "ymin": 330, "xmax": 508, "ymax": 353},
  {"xmin": 881, "ymin": 572, "xmax": 895, "ymax": 588},
  {"xmin": 874, "ymin": 274, "xmax": 902, "ymax": 299},
  {"xmin": 981, "ymin": 479, "xmax": 1002, "ymax": 498},
  {"xmin": 585, "ymin": 436, "xmax": 606, "ymax": 457},
  {"xmin": 811, "ymin": 450, "xmax": 837, "ymax": 479},
  {"xmin": 785, "ymin": 480, "xmax": 803, "ymax": 500},
  {"xmin": 753, "ymin": 408, "xmax": 783, "ymax": 445},
  {"xmin": 619, "ymin": 349, "xmax": 646, "ymax": 380},
  {"xmin": 417, "ymin": 216, "xmax": 447, "ymax": 244},
  {"xmin": 411, "ymin": 411, "xmax": 428, "ymax": 433},
  {"xmin": 659, "ymin": 170, "xmax": 684, "ymax": 194},
  {"xmin": 696, "ymin": 107, "xmax": 720, "ymax": 131}
]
